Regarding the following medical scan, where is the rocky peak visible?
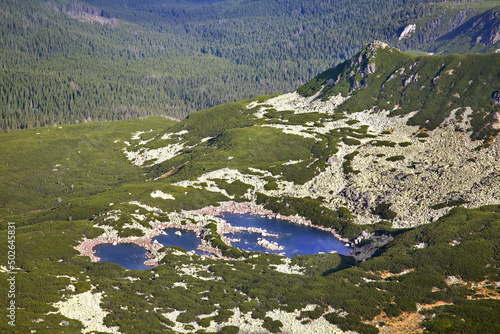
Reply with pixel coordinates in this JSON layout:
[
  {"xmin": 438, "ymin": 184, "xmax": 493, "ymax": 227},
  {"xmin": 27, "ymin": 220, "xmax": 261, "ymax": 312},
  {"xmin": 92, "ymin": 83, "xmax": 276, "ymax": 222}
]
[{"xmin": 366, "ymin": 40, "xmax": 390, "ymax": 51}]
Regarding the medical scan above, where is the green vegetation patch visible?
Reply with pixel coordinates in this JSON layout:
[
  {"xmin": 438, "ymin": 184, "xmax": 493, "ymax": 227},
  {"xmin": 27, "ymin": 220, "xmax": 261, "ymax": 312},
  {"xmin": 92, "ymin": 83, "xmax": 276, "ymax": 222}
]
[
  {"xmin": 423, "ymin": 299, "xmax": 500, "ymax": 334},
  {"xmin": 146, "ymin": 106, "xmax": 323, "ymax": 183},
  {"xmin": 386, "ymin": 155, "xmax": 405, "ymax": 162},
  {"xmin": 213, "ymin": 179, "xmax": 252, "ymax": 200},
  {"xmin": 0, "ymin": 117, "xmax": 175, "ymax": 218},
  {"xmin": 324, "ymin": 312, "xmax": 378, "ymax": 334},
  {"xmin": 264, "ymin": 181, "xmax": 279, "ymax": 191},
  {"xmin": 263, "ymin": 317, "xmax": 283, "ymax": 333},
  {"xmin": 166, "ymin": 98, "xmax": 263, "ymax": 145},
  {"xmin": 370, "ymin": 140, "xmax": 397, "ymax": 147},
  {"xmin": 416, "ymin": 132, "xmax": 430, "ymax": 138},
  {"xmin": 343, "ymin": 151, "xmax": 360, "ymax": 175},
  {"xmin": 360, "ymin": 205, "xmax": 500, "ymax": 316},
  {"xmin": 431, "ymin": 198, "xmax": 469, "ymax": 210},
  {"xmin": 372, "ymin": 202, "xmax": 397, "ymax": 220},
  {"xmin": 342, "ymin": 137, "xmax": 362, "ymax": 146}
]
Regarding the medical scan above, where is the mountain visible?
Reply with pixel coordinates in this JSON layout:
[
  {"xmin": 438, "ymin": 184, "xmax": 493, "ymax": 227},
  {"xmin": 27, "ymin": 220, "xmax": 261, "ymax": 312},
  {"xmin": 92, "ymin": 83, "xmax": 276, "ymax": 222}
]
[
  {"xmin": 429, "ymin": 4, "xmax": 500, "ymax": 54},
  {"xmin": 393, "ymin": 1, "xmax": 500, "ymax": 54},
  {"xmin": 298, "ymin": 41, "xmax": 500, "ymax": 140},
  {"xmin": 1, "ymin": 43, "xmax": 499, "ymax": 334},
  {"xmin": 1, "ymin": 0, "xmax": 498, "ymax": 131}
]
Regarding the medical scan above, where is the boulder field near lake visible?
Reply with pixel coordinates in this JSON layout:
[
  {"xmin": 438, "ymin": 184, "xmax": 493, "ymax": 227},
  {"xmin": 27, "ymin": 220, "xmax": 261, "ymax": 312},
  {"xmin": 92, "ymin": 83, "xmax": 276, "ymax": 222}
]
[{"xmin": 0, "ymin": 42, "xmax": 499, "ymax": 334}]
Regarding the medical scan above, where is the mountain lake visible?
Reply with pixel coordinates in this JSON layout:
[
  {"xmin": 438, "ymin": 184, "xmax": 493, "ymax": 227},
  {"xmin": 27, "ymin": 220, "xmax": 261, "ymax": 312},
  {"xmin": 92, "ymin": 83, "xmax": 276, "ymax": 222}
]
[{"xmin": 95, "ymin": 213, "xmax": 352, "ymax": 270}]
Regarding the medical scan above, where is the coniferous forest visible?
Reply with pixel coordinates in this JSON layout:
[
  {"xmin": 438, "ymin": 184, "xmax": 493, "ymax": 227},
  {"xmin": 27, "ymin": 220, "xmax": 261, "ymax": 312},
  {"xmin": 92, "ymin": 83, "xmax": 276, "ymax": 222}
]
[{"xmin": 1, "ymin": 0, "xmax": 499, "ymax": 131}]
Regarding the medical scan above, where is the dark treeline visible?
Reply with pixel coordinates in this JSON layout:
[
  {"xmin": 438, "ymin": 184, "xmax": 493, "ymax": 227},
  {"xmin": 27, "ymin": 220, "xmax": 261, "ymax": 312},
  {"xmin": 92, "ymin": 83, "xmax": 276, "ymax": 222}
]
[{"xmin": 0, "ymin": 0, "xmax": 494, "ymax": 130}]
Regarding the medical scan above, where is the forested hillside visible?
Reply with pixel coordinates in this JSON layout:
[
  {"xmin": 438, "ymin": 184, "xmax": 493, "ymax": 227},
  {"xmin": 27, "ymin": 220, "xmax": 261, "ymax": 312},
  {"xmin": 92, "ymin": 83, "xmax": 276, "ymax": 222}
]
[
  {"xmin": 1, "ymin": 0, "xmax": 499, "ymax": 130},
  {"xmin": 395, "ymin": 1, "xmax": 500, "ymax": 53},
  {"xmin": 427, "ymin": 3, "xmax": 500, "ymax": 54}
]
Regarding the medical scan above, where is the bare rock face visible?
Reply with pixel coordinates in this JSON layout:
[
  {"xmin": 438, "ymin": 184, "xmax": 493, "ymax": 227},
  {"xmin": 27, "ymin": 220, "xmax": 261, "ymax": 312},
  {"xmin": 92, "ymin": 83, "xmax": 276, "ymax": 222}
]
[
  {"xmin": 367, "ymin": 40, "xmax": 389, "ymax": 51},
  {"xmin": 364, "ymin": 62, "xmax": 376, "ymax": 75},
  {"xmin": 341, "ymin": 187, "xmax": 375, "ymax": 212},
  {"xmin": 351, "ymin": 233, "xmax": 394, "ymax": 261},
  {"xmin": 403, "ymin": 73, "xmax": 420, "ymax": 87},
  {"xmin": 399, "ymin": 24, "xmax": 416, "ymax": 40},
  {"xmin": 488, "ymin": 30, "xmax": 500, "ymax": 45},
  {"xmin": 326, "ymin": 156, "xmax": 339, "ymax": 165}
]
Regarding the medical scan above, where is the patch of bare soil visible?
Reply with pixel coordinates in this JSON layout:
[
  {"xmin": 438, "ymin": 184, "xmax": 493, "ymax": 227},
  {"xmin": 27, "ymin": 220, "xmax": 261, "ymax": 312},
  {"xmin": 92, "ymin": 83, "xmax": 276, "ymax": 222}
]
[
  {"xmin": 365, "ymin": 279, "xmax": 500, "ymax": 333},
  {"xmin": 467, "ymin": 280, "xmax": 500, "ymax": 300},
  {"xmin": 366, "ymin": 301, "xmax": 452, "ymax": 334},
  {"xmin": 370, "ymin": 269, "xmax": 415, "ymax": 279}
]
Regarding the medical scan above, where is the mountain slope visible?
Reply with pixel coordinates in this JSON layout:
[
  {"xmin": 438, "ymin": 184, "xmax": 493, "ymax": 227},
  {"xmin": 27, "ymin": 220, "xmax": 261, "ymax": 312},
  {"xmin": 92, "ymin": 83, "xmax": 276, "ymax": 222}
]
[
  {"xmin": 128, "ymin": 42, "xmax": 499, "ymax": 230},
  {"xmin": 394, "ymin": 1, "xmax": 500, "ymax": 53},
  {"xmin": 298, "ymin": 41, "xmax": 500, "ymax": 141},
  {"xmin": 0, "ymin": 43, "xmax": 499, "ymax": 334},
  {"xmin": 429, "ymin": 4, "xmax": 500, "ymax": 54}
]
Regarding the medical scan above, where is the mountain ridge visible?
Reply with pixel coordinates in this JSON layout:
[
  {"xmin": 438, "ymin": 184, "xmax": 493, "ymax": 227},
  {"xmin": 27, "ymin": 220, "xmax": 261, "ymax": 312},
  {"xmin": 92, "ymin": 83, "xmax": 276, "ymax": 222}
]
[
  {"xmin": 429, "ymin": 4, "xmax": 500, "ymax": 54},
  {"xmin": 298, "ymin": 41, "xmax": 500, "ymax": 143}
]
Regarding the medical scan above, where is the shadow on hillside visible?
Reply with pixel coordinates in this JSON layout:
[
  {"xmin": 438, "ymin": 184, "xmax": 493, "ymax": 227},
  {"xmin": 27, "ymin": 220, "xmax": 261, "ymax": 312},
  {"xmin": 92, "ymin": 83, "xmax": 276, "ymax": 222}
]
[{"xmin": 321, "ymin": 255, "xmax": 357, "ymax": 276}]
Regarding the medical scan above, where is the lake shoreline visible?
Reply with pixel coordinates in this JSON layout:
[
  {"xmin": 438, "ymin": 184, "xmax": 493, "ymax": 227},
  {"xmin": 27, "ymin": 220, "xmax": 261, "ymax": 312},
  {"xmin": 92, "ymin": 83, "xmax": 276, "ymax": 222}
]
[
  {"xmin": 75, "ymin": 200, "xmax": 352, "ymax": 268},
  {"xmin": 185, "ymin": 201, "xmax": 351, "ymax": 243}
]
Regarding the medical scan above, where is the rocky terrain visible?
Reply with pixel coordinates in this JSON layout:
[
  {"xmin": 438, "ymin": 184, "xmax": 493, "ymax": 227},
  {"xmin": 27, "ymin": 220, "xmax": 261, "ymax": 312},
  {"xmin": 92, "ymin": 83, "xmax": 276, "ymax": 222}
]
[
  {"xmin": 255, "ymin": 97, "xmax": 500, "ymax": 228},
  {"xmin": 122, "ymin": 43, "xmax": 500, "ymax": 230}
]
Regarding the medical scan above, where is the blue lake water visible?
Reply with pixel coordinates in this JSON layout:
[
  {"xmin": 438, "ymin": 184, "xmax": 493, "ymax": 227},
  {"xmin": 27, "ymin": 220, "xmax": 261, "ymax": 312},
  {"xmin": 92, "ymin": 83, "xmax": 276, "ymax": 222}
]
[
  {"xmin": 93, "ymin": 243, "xmax": 152, "ymax": 271},
  {"xmin": 220, "ymin": 213, "xmax": 351, "ymax": 257},
  {"xmin": 94, "ymin": 213, "xmax": 351, "ymax": 270},
  {"xmin": 153, "ymin": 229, "xmax": 208, "ymax": 256}
]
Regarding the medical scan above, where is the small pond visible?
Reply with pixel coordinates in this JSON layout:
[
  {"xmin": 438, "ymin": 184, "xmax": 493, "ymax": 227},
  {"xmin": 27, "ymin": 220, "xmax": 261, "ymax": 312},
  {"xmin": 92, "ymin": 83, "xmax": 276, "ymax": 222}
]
[{"xmin": 93, "ymin": 243, "xmax": 152, "ymax": 271}]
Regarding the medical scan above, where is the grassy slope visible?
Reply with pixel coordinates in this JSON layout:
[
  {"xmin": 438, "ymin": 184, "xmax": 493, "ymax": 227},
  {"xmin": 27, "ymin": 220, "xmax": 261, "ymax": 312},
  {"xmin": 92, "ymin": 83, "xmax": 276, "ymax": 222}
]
[
  {"xmin": 0, "ymin": 117, "xmax": 176, "ymax": 218},
  {"xmin": 145, "ymin": 97, "xmax": 329, "ymax": 184}
]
